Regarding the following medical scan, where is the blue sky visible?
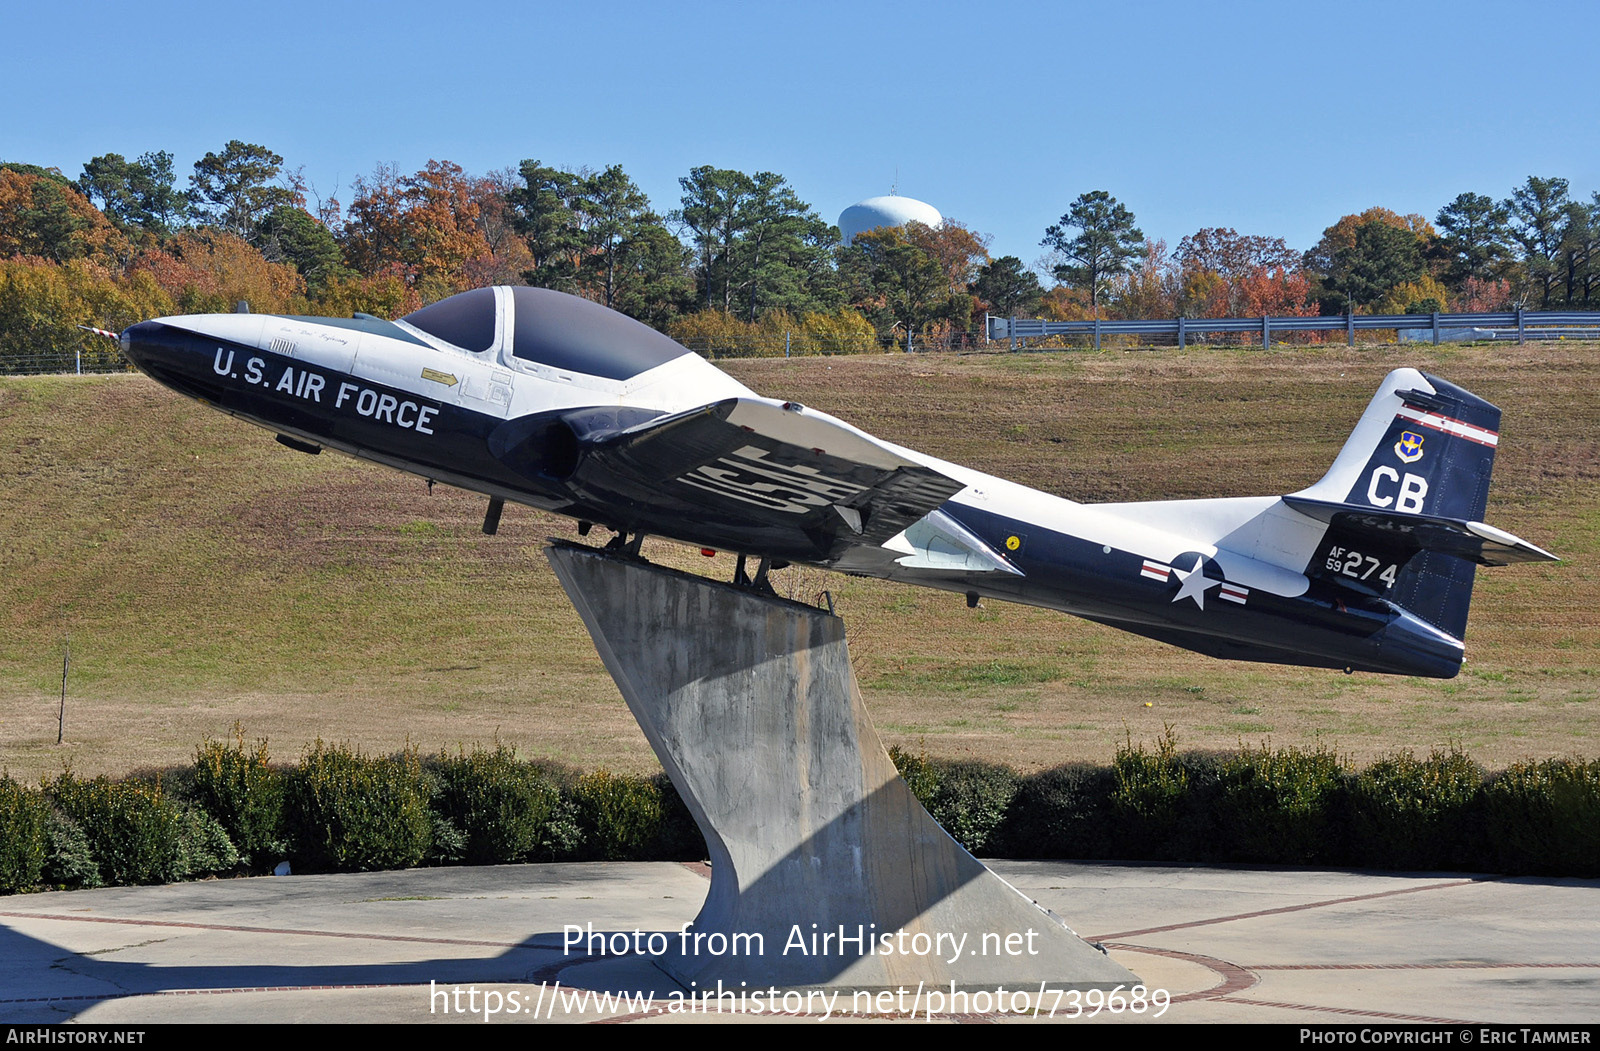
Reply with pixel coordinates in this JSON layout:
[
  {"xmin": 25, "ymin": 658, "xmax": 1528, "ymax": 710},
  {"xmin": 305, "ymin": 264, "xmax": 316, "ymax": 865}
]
[{"xmin": 6, "ymin": 0, "xmax": 1595, "ymax": 268}]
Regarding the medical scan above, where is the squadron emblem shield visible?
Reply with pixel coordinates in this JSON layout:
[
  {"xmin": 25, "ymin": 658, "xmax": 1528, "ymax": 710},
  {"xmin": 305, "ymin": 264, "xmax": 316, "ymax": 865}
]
[{"xmin": 1394, "ymin": 431, "xmax": 1425, "ymax": 463}]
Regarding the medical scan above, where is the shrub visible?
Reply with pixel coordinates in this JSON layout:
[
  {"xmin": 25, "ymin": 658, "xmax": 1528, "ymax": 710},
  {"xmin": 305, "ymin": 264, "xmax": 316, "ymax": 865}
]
[
  {"xmin": 428, "ymin": 746, "xmax": 561, "ymax": 864},
  {"xmin": 1213, "ymin": 744, "xmax": 1346, "ymax": 863},
  {"xmin": 285, "ymin": 742, "xmax": 431, "ymax": 872},
  {"xmin": 888, "ymin": 745, "xmax": 939, "ymax": 808},
  {"xmin": 177, "ymin": 808, "xmax": 240, "ymax": 875},
  {"xmin": 922, "ymin": 759, "xmax": 1019, "ymax": 855},
  {"xmin": 192, "ymin": 728, "xmax": 285, "ymax": 870},
  {"xmin": 571, "ymin": 770, "xmax": 662, "ymax": 861},
  {"xmin": 47, "ymin": 773, "xmax": 193, "ymax": 885},
  {"xmin": 998, "ymin": 763, "xmax": 1116, "ymax": 859},
  {"xmin": 1111, "ymin": 728, "xmax": 1197, "ymax": 859},
  {"xmin": 1348, "ymin": 748, "xmax": 1486, "ymax": 870},
  {"xmin": 648, "ymin": 773, "xmax": 707, "ymax": 861},
  {"xmin": 42, "ymin": 808, "xmax": 101, "ymax": 889},
  {"xmin": 1485, "ymin": 757, "xmax": 1600, "ymax": 876},
  {"xmin": 0, "ymin": 776, "xmax": 49, "ymax": 893}
]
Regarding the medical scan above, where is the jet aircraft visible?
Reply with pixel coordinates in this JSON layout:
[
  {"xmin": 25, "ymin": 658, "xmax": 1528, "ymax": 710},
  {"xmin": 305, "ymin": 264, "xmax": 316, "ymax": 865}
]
[{"xmin": 120, "ymin": 285, "xmax": 1556, "ymax": 679}]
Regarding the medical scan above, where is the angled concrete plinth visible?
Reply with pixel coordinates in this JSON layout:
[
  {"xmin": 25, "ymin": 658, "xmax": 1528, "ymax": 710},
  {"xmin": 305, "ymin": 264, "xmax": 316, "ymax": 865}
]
[{"xmin": 546, "ymin": 542, "xmax": 1136, "ymax": 993}]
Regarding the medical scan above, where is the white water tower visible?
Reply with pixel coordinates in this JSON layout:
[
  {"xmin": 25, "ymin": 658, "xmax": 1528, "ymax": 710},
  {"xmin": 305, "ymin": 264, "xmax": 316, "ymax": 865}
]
[{"xmin": 838, "ymin": 194, "xmax": 943, "ymax": 246}]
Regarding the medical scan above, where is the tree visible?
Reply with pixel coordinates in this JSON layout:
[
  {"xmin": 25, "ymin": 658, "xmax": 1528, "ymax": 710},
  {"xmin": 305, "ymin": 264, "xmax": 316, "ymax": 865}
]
[
  {"xmin": 570, "ymin": 164, "xmax": 654, "ymax": 311},
  {"xmin": 970, "ymin": 255, "xmax": 1043, "ymax": 318},
  {"xmin": 1040, "ymin": 191, "xmax": 1145, "ymax": 316},
  {"xmin": 0, "ymin": 167, "xmax": 128, "ymax": 264},
  {"xmin": 607, "ymin": 221, "xmax": 695, "ymax": 327},
  {"xmin": 1304, "ymin": 208, "xmax": 1432, "ymax": 313},
  {"xmin": 256, "ymin": 205, "xmax": 349, "ymax": 296},
  {"xmin": 132, "ymin": 230, "xmax": 304, "ymax": 315},
  {"xmin": 672, "ymin": 167, "xmax": 836, "ymax": 320},
  {"xmin": 1334, "ymin": 220, "xmax": 1424, "ymax": 310},
  {"xmin": 730, "ymin": 172, "xmax": 835, "ymax": 321},
  {"xmin": 1559, "ymin": 195, "xmax": 1599, "ymax": 308},
  {"xmin": 508, "ymin": 160, "xmax": 582, "ymax": 291},
  {"xmin": 341, "ymin": 160, "xmax": 495, "ymax": 302},
  {"xmin": 1434, "ymin": 192, "xmax": 1511, "ymax": 287},
  {"xmin": 843, "ymin": 225, "xmax": 965, "ymax": 345},
  {"xmin": 673, "ymin": 166, "xmax": 750, "ymax": 312},
  {"xmin": 79, "ymin": 151, "xmax": 188, "ymax": 240},
  {"xmin": 1304, "ymin": 207, "xmax": 1435, "ymax": 313},
  {"xmin": 188, "ymin": 141, "xmax": 298, "ymax": 242},
  {"xmin": 1173, "ymin": 228, "xmax": 1305, "ymax": 319},
  {"xmin": 1503, "ymin": 176, "xmax": 1571, "ymax": 307},
  {"xmin": 460, "ymin": 169, "xmax": 533, "ymax": 288},
  {"xmin": 1174, "ymin": 228, "xmax": 1297, "ymax": 281}
]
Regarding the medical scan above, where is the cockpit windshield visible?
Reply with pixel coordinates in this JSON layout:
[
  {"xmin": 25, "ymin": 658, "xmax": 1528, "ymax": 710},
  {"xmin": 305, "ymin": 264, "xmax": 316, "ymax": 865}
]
[
  {"xmin": 400, "ymin": 287, "xmax": 497, "ymax": 352},
  {"xmin": 507, "ymin": 286, "xmax": 688, "ymax": 381},
  {"xmin": 399, "ymin": 286, "xmax": 691, "ymax": 381}
]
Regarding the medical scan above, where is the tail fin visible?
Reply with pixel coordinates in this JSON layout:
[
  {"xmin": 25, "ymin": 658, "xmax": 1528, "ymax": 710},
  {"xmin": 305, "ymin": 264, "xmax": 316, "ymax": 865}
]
[{"xmin": 1287, "ymin": 369, "xmax": 1554, "ymax": 641}]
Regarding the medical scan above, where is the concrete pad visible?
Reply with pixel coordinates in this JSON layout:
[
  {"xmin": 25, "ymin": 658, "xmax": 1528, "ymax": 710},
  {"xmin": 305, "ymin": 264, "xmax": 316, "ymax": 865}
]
[{"xmin": 3, "ymin": 860, "xmax": 1596, "ymax": 1024}]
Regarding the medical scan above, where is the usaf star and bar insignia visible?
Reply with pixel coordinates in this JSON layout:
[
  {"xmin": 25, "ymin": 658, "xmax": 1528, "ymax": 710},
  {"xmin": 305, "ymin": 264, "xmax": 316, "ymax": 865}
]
[{"xmin": 1140, "ymin": 554, "xmax": 1248, "ymax": 610}]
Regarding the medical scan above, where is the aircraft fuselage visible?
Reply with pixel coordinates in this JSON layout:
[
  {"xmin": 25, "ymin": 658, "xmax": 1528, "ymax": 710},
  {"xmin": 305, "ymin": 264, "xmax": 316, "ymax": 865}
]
[{"xmin": 121, "ymin": 287, "xmax": 1552, "ymax": 680}]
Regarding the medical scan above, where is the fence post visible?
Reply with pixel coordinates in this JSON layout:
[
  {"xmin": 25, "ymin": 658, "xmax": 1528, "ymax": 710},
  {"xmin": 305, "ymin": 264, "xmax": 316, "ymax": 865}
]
[
  {"xmin": 785, "ymin": 331, "xmax": 790, "ymax": 358},
  {"xmin": 1517, "ymin": 308, "xmax": 1525, "ymax": 344},
  {"xmin": 1009, "ymin": 317, "xmax": 1016, "ymax": 353},
  {"xmin": 1262, "ymin": 314, "xmax": 1270, "ymax": 349},
  {"xmin": 1177, "ymin": 316, "xmax": 1186, "ymax": 350},
  {"xmin": 1093, "ymin": 318, "xmax": 1101, "ymax": 351},
  {"xmin": 1432, "ymin": 310, "xmax": 1440, "ymax": 346},
  {"xmin": 1347, "ymin": 308, "xmax": 1355, "ymax": 346}
]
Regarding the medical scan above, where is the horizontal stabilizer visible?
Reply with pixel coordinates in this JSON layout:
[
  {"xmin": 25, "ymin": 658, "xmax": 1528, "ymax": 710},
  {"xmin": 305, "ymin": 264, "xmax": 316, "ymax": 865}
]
[{"xmin": 1283, "ymin": 495, "xmax": 1557, "ymax": 567}]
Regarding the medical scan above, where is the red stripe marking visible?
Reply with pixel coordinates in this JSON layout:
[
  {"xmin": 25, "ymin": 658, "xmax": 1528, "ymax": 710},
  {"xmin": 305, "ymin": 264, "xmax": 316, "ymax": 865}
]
[{"xmin": 1396, "ymin": 405, "xmax": 1499, "ymax": 447}]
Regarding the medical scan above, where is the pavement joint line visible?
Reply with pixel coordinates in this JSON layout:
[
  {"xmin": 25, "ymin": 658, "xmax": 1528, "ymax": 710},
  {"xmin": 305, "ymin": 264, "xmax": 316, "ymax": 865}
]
[
  {"xmin": 1103, "ymin": 942, "xmax": 1257, "ymax": 1000},
  {"xmin": 1250, "ymin": 962, "xmax": 1600, "ymax": 970},
  {"xmin": 1216, "ymin": 997, "xmax": 1473, "ymax": 1024},
  {"xmin": 0, "ymin": 983, "xmax": 436, "ymax": 1006},
  {"xmin": 0, "ymin": 911, "xmax": 527, "ymax": 949},
  {"xmin": 1088, "ymin": 877, "xmax": 1485, "ymax": 940}
]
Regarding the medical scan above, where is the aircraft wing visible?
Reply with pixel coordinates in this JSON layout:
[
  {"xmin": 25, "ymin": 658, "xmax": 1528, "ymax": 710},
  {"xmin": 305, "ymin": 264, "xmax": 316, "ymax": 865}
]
[{"xmin": 501, "ymin": 398, "xmax": 967, "ymax": 562}]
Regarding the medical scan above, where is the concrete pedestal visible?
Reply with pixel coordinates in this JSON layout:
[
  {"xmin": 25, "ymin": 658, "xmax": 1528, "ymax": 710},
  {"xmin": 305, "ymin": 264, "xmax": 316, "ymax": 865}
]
[{"xmin": 546, "ymin": 542, "xmax": 1136, "ymax": 993}]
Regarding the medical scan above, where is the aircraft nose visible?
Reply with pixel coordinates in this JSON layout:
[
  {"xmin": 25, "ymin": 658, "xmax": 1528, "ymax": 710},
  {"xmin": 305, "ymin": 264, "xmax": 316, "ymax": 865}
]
[
  {"xmin": 119, "ymin": 320, "xmax": 226, "ymax": 400},
  {"xmin": 119, "ymin": 320, "xmax": 168, "ymax": 372}
]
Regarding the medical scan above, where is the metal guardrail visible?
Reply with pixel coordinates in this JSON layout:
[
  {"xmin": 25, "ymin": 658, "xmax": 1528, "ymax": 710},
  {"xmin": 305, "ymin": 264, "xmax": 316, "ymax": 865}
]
[{"xmin": 985, "ymin": 309, "xmax": 1600, "ymax": 350}]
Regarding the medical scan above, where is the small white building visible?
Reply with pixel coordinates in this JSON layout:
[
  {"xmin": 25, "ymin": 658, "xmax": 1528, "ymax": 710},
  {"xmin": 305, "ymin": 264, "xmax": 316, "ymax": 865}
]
[{"xmin": 838, "ymin": 195, "xmax": 943, "ymax": 247}]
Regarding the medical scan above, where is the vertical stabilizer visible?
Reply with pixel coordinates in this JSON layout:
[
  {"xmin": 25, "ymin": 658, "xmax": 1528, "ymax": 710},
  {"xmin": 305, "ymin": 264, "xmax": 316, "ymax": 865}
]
[{"xmin": 1294, "ymin": 369, "xmax": 1504, "ymax": 641}]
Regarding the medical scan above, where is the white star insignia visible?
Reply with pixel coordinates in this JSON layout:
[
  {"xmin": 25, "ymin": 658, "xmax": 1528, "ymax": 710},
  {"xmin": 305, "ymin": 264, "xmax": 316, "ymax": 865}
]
[{"xmin": 1171, "ymin": 554, "xmax": 1222, "ymax": 610}]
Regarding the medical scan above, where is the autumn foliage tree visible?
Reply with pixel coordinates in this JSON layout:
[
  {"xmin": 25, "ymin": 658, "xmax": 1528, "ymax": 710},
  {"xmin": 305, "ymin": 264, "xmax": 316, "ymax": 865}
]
[
  {"xmin": 342, "ymin": 161, "xmax": 494, "ymax": 303},
  {"xmin": 1304, "ymin": 208, "xmax": 1435, "ymax": 313},
  {"xmin": 1173, "ymin": 228, "xmax": 1309, "ymax": 319},
  {"xmin": 0, "ymin": 166, "xmax": 130, "ymax": 265},
  {"xmin": 132, "ymin": 230, "xmax": 304, "ymax": 315}
]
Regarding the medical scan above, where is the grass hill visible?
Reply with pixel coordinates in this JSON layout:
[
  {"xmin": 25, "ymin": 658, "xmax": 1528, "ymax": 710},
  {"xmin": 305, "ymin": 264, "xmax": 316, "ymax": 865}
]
[{"xmin": 1, "ymin": 342, "xmax": 1594, "ymax": 781}]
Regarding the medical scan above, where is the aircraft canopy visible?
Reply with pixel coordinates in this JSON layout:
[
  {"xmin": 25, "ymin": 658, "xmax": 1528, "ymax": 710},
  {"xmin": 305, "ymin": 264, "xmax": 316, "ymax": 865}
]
[{"xmin": 401, "ymin": 286, "xmax": 691, "ymax": 381}]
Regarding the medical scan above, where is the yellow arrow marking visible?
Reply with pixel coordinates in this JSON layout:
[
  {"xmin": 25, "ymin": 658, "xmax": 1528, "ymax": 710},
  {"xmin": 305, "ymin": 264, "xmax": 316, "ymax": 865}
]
[{"xmin": 421, "ymin": 368, "xmax": 459, "ymax": 387}]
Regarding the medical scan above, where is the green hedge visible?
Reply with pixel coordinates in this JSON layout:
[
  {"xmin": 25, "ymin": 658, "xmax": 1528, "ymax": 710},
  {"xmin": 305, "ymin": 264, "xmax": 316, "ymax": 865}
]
[
  {"xmin": 4, "ymin": 735, "xmax": 1596, "ymax": 895},
  {"xmin": 284, "ymin": 741, "xmax": 432, "ymax": 872}
]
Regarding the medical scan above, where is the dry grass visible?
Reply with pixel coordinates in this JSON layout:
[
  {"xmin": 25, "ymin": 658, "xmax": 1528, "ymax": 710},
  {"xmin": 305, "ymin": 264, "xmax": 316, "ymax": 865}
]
[{"xmin": 1, "ymin": 341, "xmax": 1594, "ymax": 781}]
